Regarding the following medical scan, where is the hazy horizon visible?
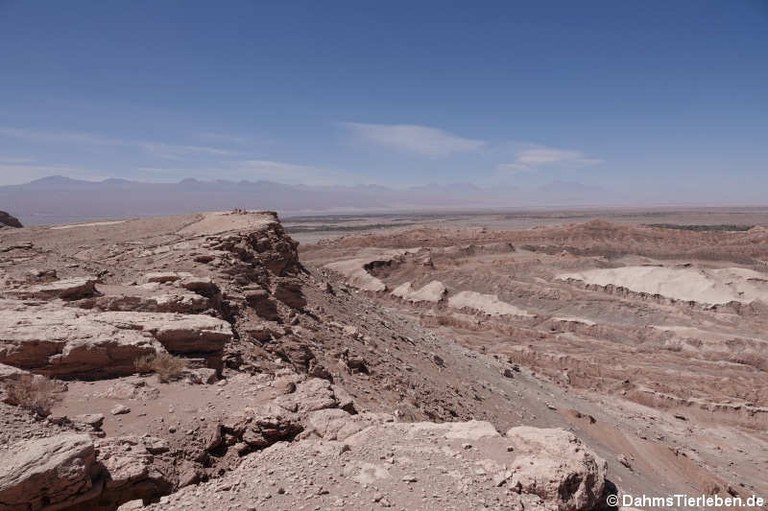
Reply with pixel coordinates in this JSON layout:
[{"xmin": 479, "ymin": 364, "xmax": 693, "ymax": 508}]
[
  {"xmin": 1, "ymin": 1, "xmax": 767, "ymax": 205},
  {"xmin": 5, "ymin": 173, "xmax": 768, "ymax": 227}
]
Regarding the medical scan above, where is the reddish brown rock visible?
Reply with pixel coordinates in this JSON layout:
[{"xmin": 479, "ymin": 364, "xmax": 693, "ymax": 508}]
[
  {"xmin": 0, "ymin": 434, "xmax": 100, "ymax": 511},
  {"xmin": 0, "ymin": 303, "xmax": 161, "ymax": 378},
  {"xmin": 93, "ymin": 311, "xmax": 233, "ymax": 354},
  {"xmin": 15, "ymin": 277, "xmax": 98, "ymax": 300},
  {"xmin": 505, "ymin": 426, "xmax": 607, "ymax": 511}
]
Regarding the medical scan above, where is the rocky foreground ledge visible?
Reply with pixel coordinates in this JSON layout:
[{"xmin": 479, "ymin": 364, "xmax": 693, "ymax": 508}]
[
  {"xmin": 146, "ymin": 418, "xmax": 607, "ymax": 511},
  {"xmin": 0, "ymin": 211, "xmax": 612, "ymax": 511}
]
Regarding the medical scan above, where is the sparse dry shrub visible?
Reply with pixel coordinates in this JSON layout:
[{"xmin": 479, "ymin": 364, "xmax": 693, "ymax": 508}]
[
  {"xmin": 684, "ymin": 338, "xmax": 703, "ymax": 349},
  {"xmin": 134, "ymin": 353, "xmax": 154, "ymax": 374},
  {"xmin": 661, "ymin": 339, "xmax": 683, "ymax": 352},
  {"xmin": 394, "ymin": 400, "xmax": 423, "ymax": 422},
  {"xmin": 3, "ymin": 374, "xmax": 64, "ymax": 416},
  {"xmin": 134, "ymin": 352, "xmax": 188, "ymax": 382}
]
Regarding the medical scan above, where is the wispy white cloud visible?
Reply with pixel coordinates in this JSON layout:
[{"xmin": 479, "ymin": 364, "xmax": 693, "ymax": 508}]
[
  {"xmin": 135, "ymin": 142, "xmax": 233, "ymax": 159},
  {"xmin": 0, "ymin": 127, "xmax": 237, "ymax": 160},
  {"xmin": 497, "ymin": 145, "xmax": 602, "ymax": 173},
  {"xmin": 343, "ymin": 122, "xmax": 486, "ymax": 157},
  {"xmin": 194, "ymin": 131, "xmax": 275, "ymax": 148}
]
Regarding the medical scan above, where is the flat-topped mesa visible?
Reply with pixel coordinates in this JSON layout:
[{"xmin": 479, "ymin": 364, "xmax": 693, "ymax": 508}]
[{"xmin": 177, "ymin": 210, "xmax": 280, "ymax": 237}]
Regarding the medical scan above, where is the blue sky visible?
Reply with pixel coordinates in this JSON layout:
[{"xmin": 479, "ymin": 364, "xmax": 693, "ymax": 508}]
[{"xmin": 0, "ymin": 0, "xmax": 767, "ymax": 202}]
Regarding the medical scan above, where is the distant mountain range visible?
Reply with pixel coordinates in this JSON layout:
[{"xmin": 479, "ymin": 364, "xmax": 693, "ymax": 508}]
[{"xmin": 0, "ymin": 176, "xmax": 621, "ymax": 225}]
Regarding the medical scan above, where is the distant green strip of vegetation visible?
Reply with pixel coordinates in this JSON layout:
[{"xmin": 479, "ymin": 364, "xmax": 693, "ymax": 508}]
[
  {"xmin": 647, "ymin": 224, "xmax": 754, "ymax": 232},
  {"xmin": 285, "ymin": 222, "xmax": 416, "ymax": 233}
]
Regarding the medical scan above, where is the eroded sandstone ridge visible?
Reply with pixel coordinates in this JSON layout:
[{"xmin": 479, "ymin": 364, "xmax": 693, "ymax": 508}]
[
  {"xmin": 303, "ymin": 219, "xmax": 768, "ymax": 502},
  {"xmin": 0, "ymin": 211, "xmax": 616, "ymax": 510}
]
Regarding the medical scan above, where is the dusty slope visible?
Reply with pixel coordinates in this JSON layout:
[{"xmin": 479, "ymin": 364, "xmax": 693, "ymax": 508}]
[
  {"xmin": 0, "ymin": 211, "xmax": 620, "ymax": 511},
  {"xmin": 1, "ymin": 213, "xmax": 765, "ymax": 510},
  {"xmin": 302, "ymin": 220, "xmax": 768, "ymax": 501}
]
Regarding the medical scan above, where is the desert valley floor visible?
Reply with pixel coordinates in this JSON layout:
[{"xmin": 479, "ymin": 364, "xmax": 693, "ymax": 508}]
[{"xmin": 0, "ymin": 208, "xmax": 766, "ymax": 510}]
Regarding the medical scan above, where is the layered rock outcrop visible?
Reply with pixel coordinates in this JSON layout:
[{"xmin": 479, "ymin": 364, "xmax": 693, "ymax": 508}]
[
  {"xmin": 0, "ymin": 304, "xmax": 232, "ymax": 378},
  {"xmin": 0, "ymin": 303, "xmax": 161, "ymax": 378},
  {"xmin": 0, "ymin": 434, "xmax": 100, "ymax": 511}
]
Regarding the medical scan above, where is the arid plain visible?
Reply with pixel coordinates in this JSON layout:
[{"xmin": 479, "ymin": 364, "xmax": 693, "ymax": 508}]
[
  {"xmin": 299, "ymin": 207, "xmax": 768, "ymax": 502},
  {"xmin": 0, "ymin": 207, "xmax": 766, "ymax": 510}
]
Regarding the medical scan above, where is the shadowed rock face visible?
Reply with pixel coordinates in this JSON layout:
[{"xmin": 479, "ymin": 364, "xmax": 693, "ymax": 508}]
[{"xmin": 0, "ymin": 211, "xmax": 22, "ymax": 228}]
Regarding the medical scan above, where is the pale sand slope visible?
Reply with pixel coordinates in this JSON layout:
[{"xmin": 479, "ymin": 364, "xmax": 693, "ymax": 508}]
[
  {"xmin": 324, "ymin": 249, "xmax": 418, "ymax": 293},
  {"xmin": 448, "ymin": 291, "xmax": 534, "ymax": 317},
  {"xmin": 559, "ymin": 266, "xmax": 768, "ymax": 305},
  {"xmin": 392, "ymin": 280, "xmax": 447, "ymax": 303},
  {"xmin": 49, "ymin": 220, "xmax": 127, "ymax": 230}
]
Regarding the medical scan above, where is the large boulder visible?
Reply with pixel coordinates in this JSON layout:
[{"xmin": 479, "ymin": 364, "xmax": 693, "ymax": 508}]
[
  {"xmin": 274, "ymin": 377, "xmax": 339, "ymax": 413},
  {"xmin": 0, "ymin": 434, "xmax": 101, "ymax": 511},
  {"xmin": 220, "ymin": 403, "xmax": 304, "ymax": 453},
  {"xmin": 505, "ymin": 426, "xmax": 607, "ymax": 511},
  {"xmin": 244, "ymin": 288, "xmax": 280, "ymax": 321},
  {"xmin": 178, "ymin": 276, "xmax": 220, "ymax": 297},
  {"xmin": 87, "ymin": 436, "xmax": 175, "ymax": 508},
  {"xmin": 0, "ymin": 362, "xmax": 28, "ymax": 383},
  {"xmin": 341, "ymin": 421, "xmax": 607, "ymax": 511}
]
